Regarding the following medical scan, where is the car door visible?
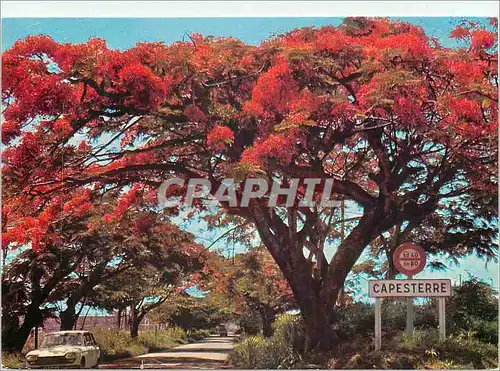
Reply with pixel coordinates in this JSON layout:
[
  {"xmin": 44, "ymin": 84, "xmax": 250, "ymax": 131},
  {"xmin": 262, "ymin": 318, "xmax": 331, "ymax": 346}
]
[
  {"xmin": 83, "ymin": 333, "xmax": 95, "ymax": 367},
  {"xmin": 89, "ymin": 334, "xmax": 100, "ymax": 366}
]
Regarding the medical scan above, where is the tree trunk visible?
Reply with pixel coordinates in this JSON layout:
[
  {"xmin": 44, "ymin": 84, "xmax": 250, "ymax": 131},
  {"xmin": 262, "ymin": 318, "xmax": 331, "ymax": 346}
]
[
  {"xmin": 130, "ymin": 302, "xmax": 140, "ymax": 338},
  {"xmin": 130, "ymin": 318, "xmax": 140, "ymax": 338},
  {"xmin": 59, "ymin": 261, "xmax": 110, "ymax": 331},
  {"xmin": 130, "ymin": 305, "xmax": 141, "ymax": 338},
  {"xmin": 59, "ymin": 303, "xmax": 78, "ymax": 331},
  {"xmin": 1, "ymin": 313, "xmax": 20, "ymax": 350},
  {"xmin": 80, "ymin": 307, "xmax": 91, "ymax": 330},
  {"xmin": 291, "ymin": 277, "xmax": 335, "ymax": 350},
  {"xmin": 260, "ymin": 307, "xmax": 276, "ymax": 338},
  {"xmin": 117, "ymin": 308, "xmax": 122, "ymax": 330},
  {"xmin": 4, "ymin": 304, "xmax": 44, "ymax": 352},
  {"xmin": 250, "ymin": 202, "xmax": 385, "ymax": 351},
  {"xmin": 2, "ymin": 256, "xmax": 81, "ymax": 351}
]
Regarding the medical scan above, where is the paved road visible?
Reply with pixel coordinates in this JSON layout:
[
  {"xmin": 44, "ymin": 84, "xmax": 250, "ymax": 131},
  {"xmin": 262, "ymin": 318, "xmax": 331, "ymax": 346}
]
[{"xmin": 99, "ymin": 336, "xmax": 235, "ymax": 369}]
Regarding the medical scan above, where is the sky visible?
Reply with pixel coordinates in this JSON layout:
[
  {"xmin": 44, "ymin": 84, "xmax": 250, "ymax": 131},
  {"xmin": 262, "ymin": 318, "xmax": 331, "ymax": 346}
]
[
  {"xmin": 1, "ymin": 17, "xmax": 498, "ymax": 300},
  {"xmin": 1, "ymin": 17, "xmax": 482, "ymax": 50}
]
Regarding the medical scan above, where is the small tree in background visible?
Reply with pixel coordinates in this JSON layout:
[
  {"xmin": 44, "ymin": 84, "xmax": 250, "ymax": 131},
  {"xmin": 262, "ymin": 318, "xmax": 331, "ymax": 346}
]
[{"xmin": 213, "ymin": 246, "xmax": 295, "ymax": 337}]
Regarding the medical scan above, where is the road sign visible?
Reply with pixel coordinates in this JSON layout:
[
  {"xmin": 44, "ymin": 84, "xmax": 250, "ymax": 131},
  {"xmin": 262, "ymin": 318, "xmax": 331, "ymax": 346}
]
[
  {"xmin": 393, "ymin": 243, "xmax": 426, "ymax": 276},
  {"xmin": 369, "ymin": 279, "xmax": 452, "ymax": 297},
  {"xmin": 370, "ymin": 279, "xmax": 451, "ymax": 350}
]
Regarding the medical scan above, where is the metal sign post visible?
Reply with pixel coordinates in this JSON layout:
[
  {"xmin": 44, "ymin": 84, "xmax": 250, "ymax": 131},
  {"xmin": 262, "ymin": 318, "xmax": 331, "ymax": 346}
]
[
  {"xmin": 375, "ymin": 298, "xmax": 382, "ymax": 351},
  {"xmin": 406, "ymin": 275, "xmax": 413, "ymax": 338},
  {"xmin": 438, "ymin": 297, "xmax": 446, "ymax": 341},
  {"xmin": 393, "ymin": 243, "xmax": 426, "ymax": 339}
]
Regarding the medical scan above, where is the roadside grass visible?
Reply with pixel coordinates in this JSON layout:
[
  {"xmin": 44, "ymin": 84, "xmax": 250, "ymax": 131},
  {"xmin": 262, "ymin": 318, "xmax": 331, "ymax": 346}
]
[
  {"xmin": 2, "ymin": 327, "xmax": 187, "ymax": 368},
  {"xmin": 2, "ymin": 327, "xmax": 204, "ymax": 367},
  {"xmin": 92, "ymin": 327, "xmax": 187, "ymax": 361},
  {"xmin": 1, "ymin": 352, "xmax": 25, "ymax": 369}
]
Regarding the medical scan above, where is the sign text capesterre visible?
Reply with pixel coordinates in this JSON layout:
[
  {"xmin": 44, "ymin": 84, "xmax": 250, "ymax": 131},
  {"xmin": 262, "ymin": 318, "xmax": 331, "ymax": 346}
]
[{"xmin": 369, "ymin": 279, "xmax": 452, "ymax": 297}]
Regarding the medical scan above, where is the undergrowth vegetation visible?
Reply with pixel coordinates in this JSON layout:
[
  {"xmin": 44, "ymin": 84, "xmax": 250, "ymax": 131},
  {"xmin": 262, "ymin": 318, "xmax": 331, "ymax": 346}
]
[
  {"xmin": 92, "ymin": 327, "xmax": 186, "ymax": 360},
  {"xmin": 1, "ymin": 352, "xmax": 25, "ymax": 369},
  {"xmin": 230, "ymin": 313, "xmax": 304, "ymax": 369},
  {"xmin": 231, "ymin": 279, "xmax": 498, "ymax": 369},
  {"xmin": 2, "ymin": 327, "xmax": 194, "ymax": 367},
  {"xmin": 329, "ymin": 330, "xmax": 498, "ymax": 369}
]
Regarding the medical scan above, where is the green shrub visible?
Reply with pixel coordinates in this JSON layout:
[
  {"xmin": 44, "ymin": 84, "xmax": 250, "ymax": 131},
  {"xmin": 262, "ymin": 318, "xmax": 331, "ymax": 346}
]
[
  {"xmin": 442, "ymin": 334, "xmax": 498, "ymax": 368},
  {"xmin": 470, "ymin": 319, "xmax": 498, "ymax": 345},
  {"xmin": 337, "ymin": 301, "xmax": 439, "ymax": 337},
  {"xmin": 393, "ymin": 328, "xmax": 440, "ymax": 350},
  {"xmin": 139, "ymin": 327, "xmax": 186, "ymax": 350},
  {"xmin": 382, "ymin": 301, "xmax": 407, "ymax": 331},
  {"xmin": 231, "ymin": 336, "xmax": 270, "ymax": 368},
  {"xmin": 93, "ymin": 329, "xmax": 143, "ymax": 359},
  {"xmin": 447, "ymin": 278, "xmax": 498, "ymax": 339},
  {"xmin": 230, "ymin": 313, "xmax": 302, "ymax": 369},
  {"xmin": 388, "ymin": 329, "xmax": 498, "ymax": 369},
  {"xmin": 414, "ymin": 301, "xmax": 439, "ymax": 329},
  {"xmin": 337, "ymin": 302, "xmax": 374, "ymax": 336},
  {"xmin": 239, "ymin": 310, "xmax": 262, "ymax": 336},
  {"xmin": 230, "ymin": 335, "xmax": 300, "ymax": 369},
  {"xmin": 272, "ymin": 313, "xmax": 304, "ymax": 351}
]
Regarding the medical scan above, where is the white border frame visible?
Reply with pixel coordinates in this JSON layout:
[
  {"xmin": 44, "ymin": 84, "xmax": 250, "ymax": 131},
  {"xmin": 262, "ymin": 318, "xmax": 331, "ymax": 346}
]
[{"xmin": 1, "ymin": 1, "xmax": 499, "ymax": 18}]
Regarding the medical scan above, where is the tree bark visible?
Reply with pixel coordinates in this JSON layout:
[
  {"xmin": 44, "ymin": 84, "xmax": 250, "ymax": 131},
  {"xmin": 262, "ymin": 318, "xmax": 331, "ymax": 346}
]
[
  {"xmin": 2, "ymin": 255, "xmax": 80, "ymax": 351},
  {"xmin": 60, "ymin": 303, "xmax": 78, "ymax": 331},
  {"xmin": 129, "ymin": 297, "xmax": 167, "ymax": 338},
  {"xmin": 250, "ymin": 201, "xmax": 385, "ymax": 350},
  {"xmin": 260, "ymin": 306, "xmax": 276, "ymax": 338},
  {"xmin": 2, "ymin": 303, "xmax": 44, "ymax": 352},
  {"xmin": 129, "ymin": 302, "xmax": 144, "ymax": 338},
  {"xmin": 130, "ymin": 317, "xmax": 140, "ymax": 338},
  {"xmin": 80, "ymin": 306, "xmax": 91, "ymax": 330},
  {"xmin": 286, "ymin": 272, "xmax": 335, "ymax": 350},
  {"xmin": 117, "ymin": 308, "xmax": 122, "ymax": 330},
  {"xmin": 59, "ymin": 260, "xmax": 109, "ymax": 331}
]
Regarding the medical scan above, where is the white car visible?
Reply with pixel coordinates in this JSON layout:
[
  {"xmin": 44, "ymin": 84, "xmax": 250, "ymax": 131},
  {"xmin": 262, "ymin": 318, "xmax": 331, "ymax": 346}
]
[{"xmin": 25, "ymin": 330, "xmax": 100, "ymax": 369}]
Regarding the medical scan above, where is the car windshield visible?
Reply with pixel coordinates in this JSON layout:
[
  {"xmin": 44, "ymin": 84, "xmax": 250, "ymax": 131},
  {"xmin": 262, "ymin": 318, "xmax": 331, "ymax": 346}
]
[{"xmin": 40, "ymin": 333, "xmax": 83, "ymax": 347}]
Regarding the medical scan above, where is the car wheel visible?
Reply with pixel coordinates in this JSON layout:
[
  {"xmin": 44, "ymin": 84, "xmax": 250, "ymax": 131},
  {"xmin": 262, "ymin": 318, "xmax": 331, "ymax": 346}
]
[{"xmin": 80, "ymin": 357, "xmax": 86, "ymax": 369}]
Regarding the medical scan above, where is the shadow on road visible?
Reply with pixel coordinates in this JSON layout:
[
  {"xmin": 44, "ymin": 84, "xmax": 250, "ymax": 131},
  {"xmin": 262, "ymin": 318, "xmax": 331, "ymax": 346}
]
[{"xmin": 99, "ymin": 336, "xmax": 236, "ymax": 369}]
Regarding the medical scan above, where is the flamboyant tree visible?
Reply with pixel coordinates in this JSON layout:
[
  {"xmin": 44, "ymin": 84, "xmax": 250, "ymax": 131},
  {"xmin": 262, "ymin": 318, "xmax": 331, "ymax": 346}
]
[
  {"xmin": 2, "ymin": 17, "xmax": 497, "ymax": 348},
  {"xmin": 1, "ymin": 189, "xmax": 205, "ymax": 349},
  {"xmin": 89, "ymin": 237, "xmax": 204, "ymax": 338}
]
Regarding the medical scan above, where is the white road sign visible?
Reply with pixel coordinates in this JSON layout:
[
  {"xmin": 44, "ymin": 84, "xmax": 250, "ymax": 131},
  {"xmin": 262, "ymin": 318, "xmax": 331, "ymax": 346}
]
[{"xmin": 369, "ymin": 279, "xmax": 451, "ymax": 297}]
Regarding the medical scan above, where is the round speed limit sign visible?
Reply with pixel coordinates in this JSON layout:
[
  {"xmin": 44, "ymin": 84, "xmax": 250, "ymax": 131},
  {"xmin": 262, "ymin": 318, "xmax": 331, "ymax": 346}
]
[{"xmin": 393, "ymin": 243, "xmax": 426, "ymax": 276}]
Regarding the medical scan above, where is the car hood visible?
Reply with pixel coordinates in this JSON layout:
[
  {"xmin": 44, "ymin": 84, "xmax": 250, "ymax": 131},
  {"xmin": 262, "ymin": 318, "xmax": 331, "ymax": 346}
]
[{"xmin": 27, "ymin": 346, "xmax": 81, "ymax": 357}]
